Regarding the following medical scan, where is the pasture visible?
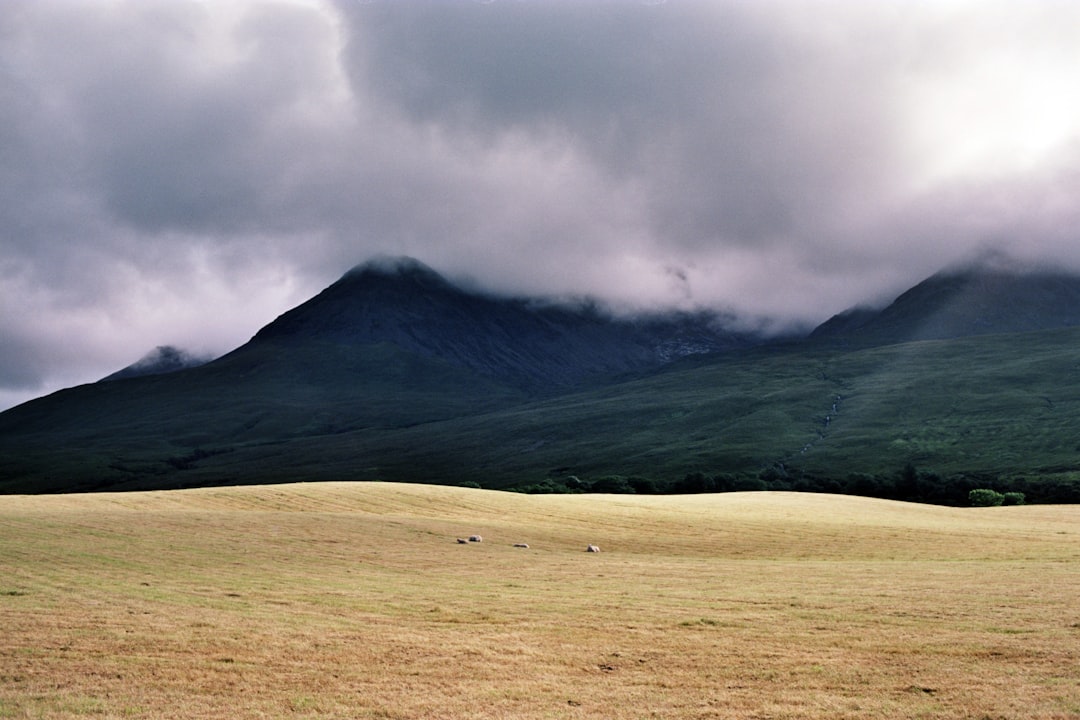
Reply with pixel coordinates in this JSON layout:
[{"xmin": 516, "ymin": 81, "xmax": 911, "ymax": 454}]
[{"xmin": 1, "ymin": 483, "xmax": 1079, "ymax": 719}]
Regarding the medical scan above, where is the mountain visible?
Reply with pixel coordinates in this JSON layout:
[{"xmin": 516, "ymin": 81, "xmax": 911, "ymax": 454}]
[
  {"xmin": 0, "ymin": 257, "xmax": 761, "ymax": 493},
  {"xmin": 810, "ymin": 265, "xmax": 1080, "ymax": 346},
  {"xmin": 101, "ymin": 345, "xmax": 213, "ymax": 381},
  {"xmin": 249, "ymin": 257, "xmax": 759, "ymax": 392},
  {"xmin": 3, "ymin": 257, "xmax": 1080, "ymax": 504}
]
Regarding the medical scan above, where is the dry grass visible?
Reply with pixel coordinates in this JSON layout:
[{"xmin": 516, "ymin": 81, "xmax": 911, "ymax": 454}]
[{"xmin": 2, "ymin": 483, "xmax": 1079, "ymax": 719}]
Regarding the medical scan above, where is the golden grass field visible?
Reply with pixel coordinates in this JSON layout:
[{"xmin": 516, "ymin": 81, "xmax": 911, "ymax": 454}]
[{"xmin": 1, "ymin": 482, "xmax": 1079, "ymax": 719}]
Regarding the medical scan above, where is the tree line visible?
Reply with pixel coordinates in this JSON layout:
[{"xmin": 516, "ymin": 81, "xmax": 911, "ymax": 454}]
[{"xmin": 508, "ymin": 463, "xmax": 1080, "ymax": 506}]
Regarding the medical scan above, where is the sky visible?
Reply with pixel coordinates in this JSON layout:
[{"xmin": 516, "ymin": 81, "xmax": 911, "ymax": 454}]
[{"xmin": 3, "ymin": 0, "xmax": 1080, "ymax": 410}]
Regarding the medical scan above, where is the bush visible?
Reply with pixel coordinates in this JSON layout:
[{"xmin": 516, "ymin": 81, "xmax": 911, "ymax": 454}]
[
  {"xmin": 673, "ymin": 472, "xmax": 713, "ymax": 494},
  {"xmin": 847, "ymin": 473, "xmax": 883, "ymax": 497},
  {"xmin": 711, "ymin": 473, "xmax": 738, "ymax": 493},
  {"xmin": 563, "ymin": 476, "xmax": 586, "ymax": 491},
  {"xmin": 515, "ymin": 481, "xmax": 564, "ymax": 494},
  {"xmin": 969, "ymin": 488, "xmax": 1005, "ymax": 507},
  {"xmin": 1001, "ymin": 491, "xmax": 1026, "ymax": 506},
  {"xmin": 627, "ymin": 476, "xmax": 661, "ymax": 494},
  {"xmin": 590, "ymin": 475, "xmax": 636, "ymax": 494},
  {"xmin": 733, "ymin": 476, "xmax": 768, "ymax": 492}
]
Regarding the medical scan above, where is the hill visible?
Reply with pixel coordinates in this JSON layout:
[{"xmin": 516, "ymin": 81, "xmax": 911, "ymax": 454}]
[
  {"xmin": 0, "ymin": 258, "xmax": 759, "ymax": 493},
  {"xmin": 2, "ymin": 258, "xmax": 1080, "ymax": 503},
  {"xmin": 54, "ymin": 326, "xmax": 1071, "ymax": 504},
  {"xmin": 810, "ymin": 264, "xmax": 1080, "ymax": 346},
  {"xmin": 100, "ymin": 345, "xmax": 213, "ymax": 381},
  {"xmin": 2, "ymin": 482, "xmax": 1078, "ymax": 719},
  {"xmin": 250, "ymin": 256, "xmax": 757, "ymax": 391}
]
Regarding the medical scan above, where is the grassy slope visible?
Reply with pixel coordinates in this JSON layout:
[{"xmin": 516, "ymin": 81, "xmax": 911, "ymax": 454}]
[
  {"xmin": 0, "ymin": 340, "xmax": 526, "ymax": 492},
  {"xmin": 2, "ymin": 483, "xmax": 1078, "ymax": 719},
  {"xmin": 3, "ymin": 327, "xmax": 1080, "ymax": 494},
  {"xmin": 176, "ymin": 327, "xmax": 1080, "ymax": 490}
]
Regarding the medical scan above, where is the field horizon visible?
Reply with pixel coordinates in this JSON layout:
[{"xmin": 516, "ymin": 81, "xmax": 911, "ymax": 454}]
[{"xmin": 2, "ymin": 483, "xmax": 1079, "ymax": 718}]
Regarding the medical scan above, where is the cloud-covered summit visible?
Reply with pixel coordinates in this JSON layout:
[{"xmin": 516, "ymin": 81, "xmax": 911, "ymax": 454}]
[{"xmin": 2, "ymin": 0, "xmax": 1080, "ymax": 409}]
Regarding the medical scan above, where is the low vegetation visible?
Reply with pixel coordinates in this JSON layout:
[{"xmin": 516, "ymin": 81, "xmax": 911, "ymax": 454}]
[
  {"xmin": 8, "ymin": 325, "xmax": 1080, "ymax": 503},
  {"xmin": 2, "ymin": 482, "xmax": 1079, "ymax": 718}
]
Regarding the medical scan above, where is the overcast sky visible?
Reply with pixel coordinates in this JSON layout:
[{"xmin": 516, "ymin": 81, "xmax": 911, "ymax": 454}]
[{"xmin": 3, "ymin": 0, "xmax": 1080, "ymax": 410}]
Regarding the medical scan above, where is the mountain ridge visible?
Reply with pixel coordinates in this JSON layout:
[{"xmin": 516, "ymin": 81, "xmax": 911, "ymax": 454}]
[
  {"xmin": 4, "ymin": 256, "xmax": 1080, "ymax": 501},
  {"xmin": 101, "ymin": 345, "xmax": 214, "ymax": 382},
  {"xmin": 245, "ymin": 256, "xmax": 763, "ymax": 392},
  {"xmin": 811, "ymin": 265, "xmax": 1080, "ymax": 346}
]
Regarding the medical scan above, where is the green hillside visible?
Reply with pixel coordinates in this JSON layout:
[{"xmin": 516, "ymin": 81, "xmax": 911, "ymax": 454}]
[
  {"xmin": 6, "ymin": 325, "xmax": 1079, "ymax": 504},
  {"xmin": 0, "ymin": 339, "xmax": 525, "ymax": 493},
  {"xmin": 170, "ymin": 328, "xmax": 1080, "ymax": 504}
]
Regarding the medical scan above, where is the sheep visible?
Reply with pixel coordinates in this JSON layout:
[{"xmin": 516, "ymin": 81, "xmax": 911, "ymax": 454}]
[
  {"xmin": 456, "ymin": 538, "xmax": 468, "ymax": 544},
  {"xmin": 586, "ymin": 544, "xmax": 600, "ymax": 553},
  {"xmin": 468, "ymin": 535, "xmax": 483, "ymax": 543}
]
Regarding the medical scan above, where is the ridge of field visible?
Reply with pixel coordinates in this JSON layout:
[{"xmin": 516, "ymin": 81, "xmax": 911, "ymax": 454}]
[
  {"xmin": 5, "ymin": 482, "xmax": 1078, "ymax": 560},
  {"xmin": 2, "ymin": 483, "xmax": 1079, "ymax": 719}
]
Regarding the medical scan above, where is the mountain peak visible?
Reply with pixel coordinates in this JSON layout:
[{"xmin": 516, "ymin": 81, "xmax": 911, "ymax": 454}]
[
  {"xmin": 251, "ymin": 256, "xmax": 757, "ymax": 392},
  {"xmin": 812, "ymin": 263, "xmax": 1080, "ymax": 345},
  {"xmin": 325, "ymin": 255, "xmax": 464, "ymax": 301},
  {"xmin": 345, "ymin": 255, "xmax": 444, "ymax": 281},
  {"xmin": 101, "ymin": 345, "xmax": 213, "ymax": 382},
  {"xmin": 935, "ymin": 249, "xmax": 1050, "ymax": 279}
]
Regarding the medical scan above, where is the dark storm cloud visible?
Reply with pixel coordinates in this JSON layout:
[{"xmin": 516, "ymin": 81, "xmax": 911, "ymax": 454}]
[
  {"xmin": 0, "ymin": 0, "xmax": 350, "ymax": 406},
  {"xmin": 354, "ymin": 2, "xmax": 906, "ymax": 241},
  {"xmin": 2, "ymin": 0, "xmax": 1080, "ymax": 409},
  {"xmin": 333, "ymin": 1, "xmax": 917, "ymax": 291},
  {"xmin": 49, "ymin": 2, "xmax": 346, "ymax": 234},
  {"xmin": 332, "ymin": 0, "xmax": 1080, "ymax": 306},
  {"xmin": 343, "ymin": 1, "xmax": 825, "ymax": 244}
]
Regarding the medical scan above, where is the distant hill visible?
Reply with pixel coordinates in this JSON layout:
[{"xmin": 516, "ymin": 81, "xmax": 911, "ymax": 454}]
[
  {"xmin": 0, "ymin": 257, "xmax": 761, "ymax": 493},
  {"xmin": 251, "ymin": 256, "xmax": 759, "ymax": 392},
  {"xmin": 101, "ymin": 346, "xmax": 213, "ymax": 381},
  {"xmin": 3, "ymin": 256, "xmax": 1080, "ymax": 504},
  {"xmin": 811, "ymin": 265, "xmax": 1080, "ymax": 346}
]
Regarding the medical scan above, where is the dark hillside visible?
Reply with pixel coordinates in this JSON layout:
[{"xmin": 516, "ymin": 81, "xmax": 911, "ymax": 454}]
[
  {"xmin": 40, "ymin": 326, "xmax": 1077, "ymax": 505},
  {"xmin": 101, "ymin": 346, "xmax": 213, "ymax": 381},
  {"xmin": 0, "ymin": 338, "xmax": 525, "ymax": 493},
  {"xmin": 811, "ymin": 267, "xmax": 1080, "ymax": 346},
  {"xmin": 0, "ymin": 257, "xmax": 756, "ymax": 493},
  {"xmin": 252, "ymin": 257, "xmax": 758, "ymax": 392},
  {"xmin": 4, "ymin": 258, "xmax": 1080, "ymax": 502}
]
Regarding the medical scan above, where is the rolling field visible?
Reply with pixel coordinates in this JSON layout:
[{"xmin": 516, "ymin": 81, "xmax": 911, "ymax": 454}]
[{"xmin": 2, "ymin": 483, "xmax": 1079, "ymax": 719}]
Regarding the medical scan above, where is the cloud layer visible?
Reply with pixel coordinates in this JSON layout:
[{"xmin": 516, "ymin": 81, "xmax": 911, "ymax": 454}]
[{"xmin": 3, "ymin": 0, "xmax": 1080, "ymax": 408}]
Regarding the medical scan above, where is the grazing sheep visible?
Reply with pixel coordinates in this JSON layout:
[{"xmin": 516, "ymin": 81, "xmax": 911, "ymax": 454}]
[
  {"xmin": 513, "ymin": 543, "xmax": 530, "ymax": 549},
  {"xmin": 456, "ymin": 538, "xmax": 468, "ymax": 544},
  {"xmin": 468, "ymin": 535, "xmax": 483, "ymax": 543},
  {"xmin": 586, "ymin": 544, "xmax": 600, "ymax": 553}
]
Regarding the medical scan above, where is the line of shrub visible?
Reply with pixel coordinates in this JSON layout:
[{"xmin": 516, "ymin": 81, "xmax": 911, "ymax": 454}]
[{"xmin": 511, "ymin": 464, "xmax": 1079, "ymax": 506}]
